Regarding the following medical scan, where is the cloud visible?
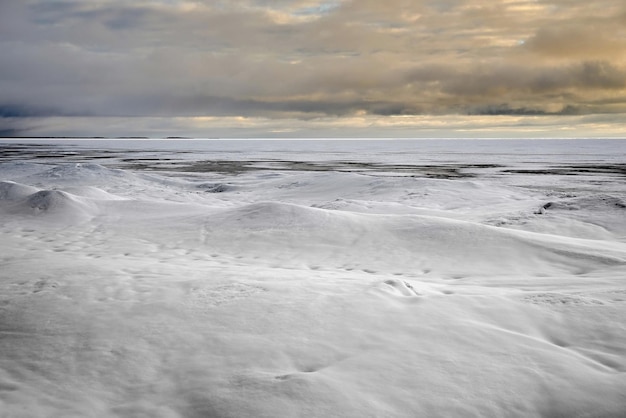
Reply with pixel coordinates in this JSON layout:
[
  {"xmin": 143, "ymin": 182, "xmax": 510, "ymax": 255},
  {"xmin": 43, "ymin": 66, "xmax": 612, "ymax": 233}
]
[
  {"xmin": 438, "ymin": 61, "xmax": 626, "ymax": 97},
  {"xmin": 4, "ymin": 113, "xmax": 624, "ymax": 139},
  {"xmin": 525, "ymin": 26, "xmax": 626, "ymax": 59},
  {"xmin": 1, "ymin": 0, "xmax": 625, "ymax": 136}
]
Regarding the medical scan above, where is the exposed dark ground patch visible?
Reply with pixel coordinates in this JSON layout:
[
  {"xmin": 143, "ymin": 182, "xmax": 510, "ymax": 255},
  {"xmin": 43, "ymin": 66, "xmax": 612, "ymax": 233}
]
[
  {"xmin": 2, "ymin": 142, "xmax": 625, "ymax": 180},
  {"xmin": 137, "ymin": 159, "xmax": 501, "ymax": 178},
  {"xmin": 0, "ymin": 143, "xmax": 501, "ymax": 178},
  {"xmin": 0, "ymin": 144, "xmax": 119, "ymax": 160},
  {"xmin": 503, "ymin": 164, "xmax": 626, "ymax": 176}
]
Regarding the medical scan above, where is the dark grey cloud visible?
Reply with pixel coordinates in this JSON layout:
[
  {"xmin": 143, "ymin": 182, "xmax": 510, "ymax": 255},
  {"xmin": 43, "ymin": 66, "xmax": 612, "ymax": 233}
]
[
  {"xmin": 437, "ymin": 61, "xmax": 626, "ymax": 97},
  {"xmin": 0, "ymin": 105, "xmax": 54, "ymax": 118}
]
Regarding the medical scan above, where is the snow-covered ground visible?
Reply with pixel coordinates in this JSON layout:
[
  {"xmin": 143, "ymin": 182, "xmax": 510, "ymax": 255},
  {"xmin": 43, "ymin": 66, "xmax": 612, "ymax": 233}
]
[{"xmin": 1, "ymin": 139, "xmax": 625, "ymax": 417}]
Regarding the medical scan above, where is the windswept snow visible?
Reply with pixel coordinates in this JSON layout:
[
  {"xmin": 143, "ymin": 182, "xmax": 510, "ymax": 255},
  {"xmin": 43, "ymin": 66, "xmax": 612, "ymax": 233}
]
[{"xmin": 0, "ymin": 139, "xmax": 625, "ymax": 417}]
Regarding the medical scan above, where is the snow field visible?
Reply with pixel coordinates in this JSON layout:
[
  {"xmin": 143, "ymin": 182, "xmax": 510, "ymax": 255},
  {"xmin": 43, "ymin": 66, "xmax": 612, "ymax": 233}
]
[{"xmin": 1, "ymin": 142, "xmax": 625, "ymax": 417}]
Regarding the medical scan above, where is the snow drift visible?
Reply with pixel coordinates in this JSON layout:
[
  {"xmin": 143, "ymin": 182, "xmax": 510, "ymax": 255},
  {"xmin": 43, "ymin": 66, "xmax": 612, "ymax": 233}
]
[
  {"xmin": 199, "ymin": 201, "xmax": 625, "ymax": 277},
  {"xmin": 0, "ymin": 182, "xmax": 103, "ymax": 221}
]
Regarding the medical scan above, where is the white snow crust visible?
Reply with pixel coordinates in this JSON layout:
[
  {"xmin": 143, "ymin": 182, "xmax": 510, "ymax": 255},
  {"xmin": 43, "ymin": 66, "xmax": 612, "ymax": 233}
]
[{"xmin": 0, "ymin": 139, "xmax": 625, "ymax": 417}]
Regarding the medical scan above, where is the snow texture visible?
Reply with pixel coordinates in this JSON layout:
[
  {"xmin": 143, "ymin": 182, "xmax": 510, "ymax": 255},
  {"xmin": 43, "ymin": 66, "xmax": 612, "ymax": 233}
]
[{"xmin": 0, "ymin": 139, "xmax": 625, "ymax": 417}]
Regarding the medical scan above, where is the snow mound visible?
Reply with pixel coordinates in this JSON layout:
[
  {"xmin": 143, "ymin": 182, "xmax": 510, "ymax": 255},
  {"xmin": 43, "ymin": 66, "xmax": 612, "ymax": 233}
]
[
  {"xmin": 27, "ymin": 190, "xmax": 97, "ymax": 215},
  {"xmin": 0, "ymin": 181, "xmax": 40, "ymax": 201},
  {"xmin": 0, "ymin": 181, "xmax": 126, "ymax": 222},
  {"xmin": 204, "ymin": 202, "xmax": 626, "ymax": 276},
  {"xmin": 0, "ymin": 188, "xmax": 101, "ymax": 221},
  {"xmin": 216, "ymin": 201, "xmax": 330, "ymax": 230},
  {"xmin": 27, "ymin": 190, "xmax": 75, "ymax": 211}
]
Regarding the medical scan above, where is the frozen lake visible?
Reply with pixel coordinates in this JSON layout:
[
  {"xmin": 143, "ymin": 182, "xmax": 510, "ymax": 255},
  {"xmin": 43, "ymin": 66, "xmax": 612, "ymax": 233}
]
[{"xmin": 1, "ymin": 139, "xmax": 625, "ymax": 417}]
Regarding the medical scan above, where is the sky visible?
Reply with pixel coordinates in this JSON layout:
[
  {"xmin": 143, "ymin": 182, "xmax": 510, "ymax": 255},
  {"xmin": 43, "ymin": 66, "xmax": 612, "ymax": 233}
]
[{"xmin": 1, "ymin": 0, "xmax": 625, "ymax": 138}]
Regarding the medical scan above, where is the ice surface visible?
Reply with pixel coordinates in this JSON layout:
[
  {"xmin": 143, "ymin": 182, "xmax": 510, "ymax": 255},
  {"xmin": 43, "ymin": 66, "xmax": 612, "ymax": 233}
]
[{"xmin": 0, "ymin": 139, "xmax": 625, "ymax": 417}]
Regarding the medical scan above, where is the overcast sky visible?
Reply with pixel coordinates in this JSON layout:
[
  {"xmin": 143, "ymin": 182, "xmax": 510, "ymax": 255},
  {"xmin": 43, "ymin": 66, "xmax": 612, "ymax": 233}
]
[{"xmin": 1, "ymin": 0, "xmax": 625, "ymax": 138}]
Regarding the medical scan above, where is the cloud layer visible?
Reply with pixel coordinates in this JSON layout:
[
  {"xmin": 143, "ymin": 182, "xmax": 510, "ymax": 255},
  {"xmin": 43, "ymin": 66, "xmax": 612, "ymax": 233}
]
[{"xmin": 1, "ymin": 0, "xmax": 625, "ymax": 137}]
